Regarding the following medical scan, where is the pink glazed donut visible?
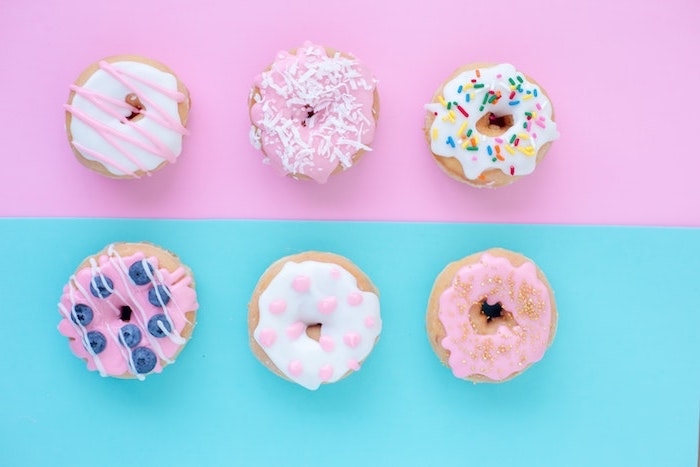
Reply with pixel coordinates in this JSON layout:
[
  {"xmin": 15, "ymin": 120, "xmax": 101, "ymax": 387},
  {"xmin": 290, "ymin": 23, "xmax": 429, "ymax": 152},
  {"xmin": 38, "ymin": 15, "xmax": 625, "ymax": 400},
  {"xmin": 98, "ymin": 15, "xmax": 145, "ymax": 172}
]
[
  {"xmin": 248, "ymin": 41, "xmax": 380, "ymax": 183},
  {"xmin": 57, "ymin": 242, "xmax": 198, "ymax": 379},
  {"xmin": 426, "ymin": 248, "xmax": 557, "ymax": 382}
]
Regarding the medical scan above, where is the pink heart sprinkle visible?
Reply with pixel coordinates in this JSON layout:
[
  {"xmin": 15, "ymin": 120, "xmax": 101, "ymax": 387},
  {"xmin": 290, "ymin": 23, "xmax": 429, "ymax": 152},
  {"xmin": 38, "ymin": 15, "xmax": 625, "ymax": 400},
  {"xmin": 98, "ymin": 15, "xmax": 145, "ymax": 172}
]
[
  {"xmin": 347, "ymin": 292, "xmax": 363, "ymax": 306},
  {"xmin": 347, "ymin": 359, "xmax": 361, "ymax": 371},
  {"xmin": 258, "ymin": 328, "xmax": 277, "ymax": 348},
  {"xmin": 317, "ymin": 296, "xmax": 337, "ymax": 314},
  {"xmin": 292, "ymin": 275, "xmax": 310, "ymax": 293},
  {"xmin": 268, "ymin": 299, "xmax": 287, "ymax": 314},
  {"xmin": 319, "ymin": 335, "xmax": 335, "ymax": 352},
  {"xmin": 343, "ymin": 332, "xmax": 361, "ymax": 348},
  {"xmin": 364, "ymin": 316, "xmax": 376, "ymax": 328},
  {"xmin": 318, "ymin": 364, "xmax": 334, "ymax": 382},
  {"xmin": 330, "ymin": 268, "xmax": 341, "ymax": 279},
  {"xmin": 286, "ymin": 321, "xmax": 305, "ymax": 340},
  {"xmin": 288, "ymin": 360, "xmax": 303, "ymax": 377}
]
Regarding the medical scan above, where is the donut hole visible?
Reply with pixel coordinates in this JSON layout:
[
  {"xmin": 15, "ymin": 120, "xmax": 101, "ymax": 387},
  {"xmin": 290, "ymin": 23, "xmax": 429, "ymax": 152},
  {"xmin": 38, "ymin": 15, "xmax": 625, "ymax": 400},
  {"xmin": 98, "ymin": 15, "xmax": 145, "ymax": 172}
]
[
  {"xmin": 475, "ymin": 113, "xmax": 514, "ymax": 137},
  {"xmin": 123, "ymin": 93, "xmax": 146, "ymax": 123},
  {"xmin": 305, "ymin": 323, "xmax": 322, "ymax": 341},
  {"xmin": 119, "ymin": 305, "xmax": 133, "ymax": 322},
  {"xmin": 469, "ymin": 299, "xmax": 516, "ymax": 334},
  {"xmin": 299, "ymin": 104, "xmax": 316, "ymax": 128}
]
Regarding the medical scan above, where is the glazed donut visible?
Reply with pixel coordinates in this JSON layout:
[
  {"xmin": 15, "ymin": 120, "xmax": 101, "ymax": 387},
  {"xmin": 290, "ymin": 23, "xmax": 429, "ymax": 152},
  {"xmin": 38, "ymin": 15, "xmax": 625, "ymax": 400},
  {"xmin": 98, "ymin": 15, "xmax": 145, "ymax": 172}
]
[
  {"xmin": 248, "ymin": 252, "xmax": 382, "ymax": 390},
  {"xmin": 249, "ymin": 41, "xmax": 380, "ymax": 184},
  {"xmin": 57, "ymin": 242, "xmax": 198, "ymax": 379},
  {"xmin": 426, "ymin": 248, "xmax": 557, "ymax": 382},
  {"xmin": 65, "ymin": 55, "xmax": 191, "ymax": 178},
  {"xmin": 425, "ymin": 63, "xmax": 559, "ymax": 187}
]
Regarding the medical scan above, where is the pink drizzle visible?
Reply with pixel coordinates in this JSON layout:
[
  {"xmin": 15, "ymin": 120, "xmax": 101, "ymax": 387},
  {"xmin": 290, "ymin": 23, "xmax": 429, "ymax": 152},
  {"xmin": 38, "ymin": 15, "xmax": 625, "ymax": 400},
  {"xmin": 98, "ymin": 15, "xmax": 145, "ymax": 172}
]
[{"xmin": 65, "ymin": 59, "xmax": 188, "ymax": 177}]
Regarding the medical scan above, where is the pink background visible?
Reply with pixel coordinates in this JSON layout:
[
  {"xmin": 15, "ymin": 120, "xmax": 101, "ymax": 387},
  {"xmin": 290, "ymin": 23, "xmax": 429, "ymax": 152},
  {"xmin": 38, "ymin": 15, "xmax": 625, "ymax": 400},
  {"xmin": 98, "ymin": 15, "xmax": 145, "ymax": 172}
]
[{"xmin": 1, "ymin": 0, "xmax": 698, "ymax": 225}]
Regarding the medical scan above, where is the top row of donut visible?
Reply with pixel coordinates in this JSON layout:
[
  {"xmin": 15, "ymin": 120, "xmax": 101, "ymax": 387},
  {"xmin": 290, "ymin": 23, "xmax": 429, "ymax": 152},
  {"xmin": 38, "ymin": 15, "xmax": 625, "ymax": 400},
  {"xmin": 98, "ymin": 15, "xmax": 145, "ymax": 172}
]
[{"xmin": 64, "ymin": 41, "xmax": 560, "ymax": 188}]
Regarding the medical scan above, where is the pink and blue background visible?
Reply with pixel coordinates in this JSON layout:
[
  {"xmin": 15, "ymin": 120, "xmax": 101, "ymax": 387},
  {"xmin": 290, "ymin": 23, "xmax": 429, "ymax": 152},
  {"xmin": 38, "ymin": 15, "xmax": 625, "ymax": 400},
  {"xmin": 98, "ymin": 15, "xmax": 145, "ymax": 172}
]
[{"xmin": 1, "ymin": 0, "xmax": 698, "ymax": 465}]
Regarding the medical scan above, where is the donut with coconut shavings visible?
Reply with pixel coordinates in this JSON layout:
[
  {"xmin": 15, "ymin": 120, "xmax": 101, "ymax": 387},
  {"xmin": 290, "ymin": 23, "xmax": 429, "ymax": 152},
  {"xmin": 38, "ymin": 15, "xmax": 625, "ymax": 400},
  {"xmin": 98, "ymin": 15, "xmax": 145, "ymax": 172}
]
[
  {"xmin": 249, "ymin": 42, "xmax": 379, "ymax": 183},
  {"xmin": 425, "ymin": 63, "xmax": 558, "ymax": 187}
]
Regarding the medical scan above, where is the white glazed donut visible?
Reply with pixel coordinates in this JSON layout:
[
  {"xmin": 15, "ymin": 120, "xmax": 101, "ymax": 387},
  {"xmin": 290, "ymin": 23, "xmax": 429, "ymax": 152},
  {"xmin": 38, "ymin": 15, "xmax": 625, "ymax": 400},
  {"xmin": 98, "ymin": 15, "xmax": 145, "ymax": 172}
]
[
  {"xmin": 65, "ymin": 55, "xmax": 191, "ymax": 178},
  {"xmin": 425, "ymin": 63, "xmax": 559, "ymax": 187},
  {"xmin": 248, "ymin": 252, "xmax": 382, "ymax": 390}
]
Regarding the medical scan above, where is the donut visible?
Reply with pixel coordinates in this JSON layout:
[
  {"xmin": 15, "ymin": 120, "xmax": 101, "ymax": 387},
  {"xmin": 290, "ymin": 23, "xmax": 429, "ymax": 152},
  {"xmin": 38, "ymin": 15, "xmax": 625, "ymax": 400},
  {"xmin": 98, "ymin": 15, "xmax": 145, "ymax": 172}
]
[
  {"xmin": 57, "ymin": 242, "xmax": 198, "ymax": 379},
  {"xmin": 425, "ymin": 63, "xmax": 559, "ymax": 187},
  {"xmin": 64, "ymin": 55, "xmax": 191, "ymax": 178},
  {"xmin": 426, "ymin": 248, "xmax": 557, "ymax": 382},
  {"xmin": 248, "ymin": 42, "xmax": 380, "ymax": 184},
  {"xmin": 248, "ymin": 252, "xmax": 382, "ymax": 390}
]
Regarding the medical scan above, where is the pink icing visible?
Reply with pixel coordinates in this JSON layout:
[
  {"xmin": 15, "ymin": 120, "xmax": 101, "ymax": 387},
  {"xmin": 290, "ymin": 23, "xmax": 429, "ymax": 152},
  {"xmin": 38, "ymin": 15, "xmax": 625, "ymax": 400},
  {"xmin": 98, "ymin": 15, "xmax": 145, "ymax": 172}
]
[
  {"xmin": 347, "ymin": 359, "xmax": 360, "ymax": 371},
  {"xmin": 319, "ymin": 335, "xmax": 335, "ymax": 352},
  {"xmin": 57, "ymin": 246, "xmax": 197, "ymax": 379},
  {"xmin": 343, "ymin": 332, "xmax": 361, "ymax": 348},
  {"xmin": 249, "ymin": 41, "xmax": 378, "ymax": 183},
  {"xmin": 437, "ymin": 252, "xmax": 553, "ymax": 381},
  {"xmin": 292, "ymin": 275, "xmax": 310, "ymax": 293},
  {"xmin": 347, "ymin": 292, "xmax": 363, "ymax": 306},
  {"xmin": 288, "ymin": 360, "xmax": 303, "ymax": 377},
  {"xmin": 286, "ymin": 321, "xmax": 305, "ymax": 340},
  {"xmin": 364, "ymin": 316, "xmax": 376, "ymax": 328},
  {"xmin": 318, "ymin": 364, "xmax": 334, "ymax": 382},
  {"xmin": 259, "ymin": 329, "xmax": 277, "ymax": 348},
  {"xmin": 269, "ymin": 299, "xmax": 287, "ymax": 314},
  {"xmin": 317, "ymin": 296, "xmax": 338, "ymax": 314}
]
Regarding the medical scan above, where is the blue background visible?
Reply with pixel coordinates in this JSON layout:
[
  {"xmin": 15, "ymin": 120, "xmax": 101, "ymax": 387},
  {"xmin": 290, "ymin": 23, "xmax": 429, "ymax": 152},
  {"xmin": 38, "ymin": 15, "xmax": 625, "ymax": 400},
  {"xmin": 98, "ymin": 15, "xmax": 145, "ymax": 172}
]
[{"xmin": 0, "ymin": 220, "xmax": 698, "ymax": 466}]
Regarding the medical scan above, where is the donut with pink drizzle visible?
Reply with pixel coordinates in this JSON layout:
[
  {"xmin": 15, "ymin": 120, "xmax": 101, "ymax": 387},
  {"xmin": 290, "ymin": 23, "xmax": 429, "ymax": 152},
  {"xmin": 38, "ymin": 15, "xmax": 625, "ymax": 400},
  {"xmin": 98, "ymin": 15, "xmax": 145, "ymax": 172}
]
[
  {"xmin": 249, "ymin": 252, "xmax": 382, "ymax": 390},
  {"xmin": 58, "ymin": 242, "xmax": 198, "ymax": 379},
  {"xmin": 249, "ymin": 42, "xmax": 380, "ymax": 183},
  {"xmin": 65, "ymin": 55, "xmax": 191, "ymax": 178},
  {"xmin": 426, "ymin": 248, "xmax": 557, "ymax": 382}
]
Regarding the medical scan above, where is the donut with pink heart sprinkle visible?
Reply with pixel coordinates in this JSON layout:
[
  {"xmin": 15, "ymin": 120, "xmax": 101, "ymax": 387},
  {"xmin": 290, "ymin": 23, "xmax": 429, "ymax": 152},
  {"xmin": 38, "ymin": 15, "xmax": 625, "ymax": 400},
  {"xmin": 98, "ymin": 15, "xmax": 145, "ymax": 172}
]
[{"xmin": 248, "ymin": 252, "xmax": 382, "ymax": 390}]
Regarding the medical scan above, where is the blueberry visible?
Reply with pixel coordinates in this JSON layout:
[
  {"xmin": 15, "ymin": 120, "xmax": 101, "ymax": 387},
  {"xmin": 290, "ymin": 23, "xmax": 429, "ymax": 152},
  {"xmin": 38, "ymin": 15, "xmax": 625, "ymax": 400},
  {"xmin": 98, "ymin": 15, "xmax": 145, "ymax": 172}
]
[
  {"xmin": 70, "ymin": 304, "xmax": 93, "ymax": 326},
  {"xmin": 118, "ymin": 324, "xmax": 142, "ymax": 348},
  {"xmin": 147, "ymin": 314, "xmax": 172, "ymax": 338},
  {"xmin": 89, "ymin": 275, "xmax": 114, "ymax": 299},
  {"xmin": 128, "ymin": 260, "xmax": 154, "ymax": 286},
  {"xmin": 131, "ymin": 347, "xmax": 157, "ymax": 374},
  {"xmin": 86, "ymin": 331, "xmax": 106, "ymax": 354},
  {"xmin": 148, "ymin": 285, "xmax": 171, "ymax": 307}
]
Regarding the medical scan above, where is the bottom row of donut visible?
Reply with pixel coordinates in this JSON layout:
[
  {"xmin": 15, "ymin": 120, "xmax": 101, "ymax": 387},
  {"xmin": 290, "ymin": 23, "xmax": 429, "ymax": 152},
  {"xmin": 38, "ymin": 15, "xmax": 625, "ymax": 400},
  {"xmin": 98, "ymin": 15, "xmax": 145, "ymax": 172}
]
[{"xmin": 57, "ymin": 243, "xmax": 557, "ymax": 389}]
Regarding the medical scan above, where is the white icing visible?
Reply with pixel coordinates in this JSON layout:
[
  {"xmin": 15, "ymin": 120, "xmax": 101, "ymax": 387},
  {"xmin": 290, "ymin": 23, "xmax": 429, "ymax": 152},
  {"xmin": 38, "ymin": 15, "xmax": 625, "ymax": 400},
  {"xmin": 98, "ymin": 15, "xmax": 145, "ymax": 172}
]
[
  {"xmin": 426, "ymin": 63, "xmax": 559, "ymax": 179},
  {"xmin": 254, "ymin": 260, "xmax": 381, "ymax": 390},
  {"xmin": 67, "ymin": 60, "xmax": 186, "ymax": 177}
]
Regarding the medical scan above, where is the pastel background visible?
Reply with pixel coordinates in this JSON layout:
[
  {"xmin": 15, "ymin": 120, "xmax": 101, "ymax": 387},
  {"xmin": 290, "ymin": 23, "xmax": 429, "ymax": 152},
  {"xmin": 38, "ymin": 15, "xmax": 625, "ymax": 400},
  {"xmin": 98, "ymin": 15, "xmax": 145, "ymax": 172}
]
[
  {"xmin": 2, "ymin": 220, "xmax": 699, "ymax": 466},
  {"xmin": 1, "ymin": 0, "xmax": 699, "ymax": 224},
  {"xmin": 1, "ymin": 1, "xmax": 699, "ymax": 466}
]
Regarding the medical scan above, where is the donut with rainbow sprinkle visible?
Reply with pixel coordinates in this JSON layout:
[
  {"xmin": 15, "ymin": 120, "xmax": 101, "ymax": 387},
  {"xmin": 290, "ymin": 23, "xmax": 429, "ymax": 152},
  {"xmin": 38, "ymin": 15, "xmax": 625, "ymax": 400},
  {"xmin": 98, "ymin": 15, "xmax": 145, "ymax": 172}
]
[{"xmin": 425, "ymin": 63, "xmax": 559, "ymax": 187}]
